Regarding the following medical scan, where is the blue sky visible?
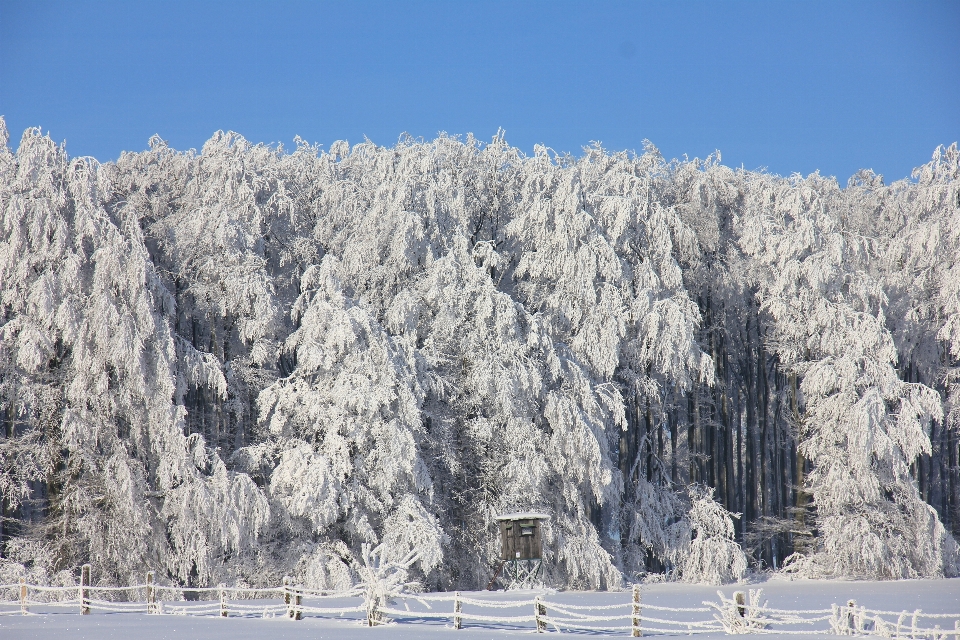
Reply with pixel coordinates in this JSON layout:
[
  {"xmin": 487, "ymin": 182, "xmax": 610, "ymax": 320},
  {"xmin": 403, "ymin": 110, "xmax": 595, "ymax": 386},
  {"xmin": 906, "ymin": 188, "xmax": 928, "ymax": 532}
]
[{"xmin": 1, "ymin": 1, "xmax": 957, "ymax": 182}]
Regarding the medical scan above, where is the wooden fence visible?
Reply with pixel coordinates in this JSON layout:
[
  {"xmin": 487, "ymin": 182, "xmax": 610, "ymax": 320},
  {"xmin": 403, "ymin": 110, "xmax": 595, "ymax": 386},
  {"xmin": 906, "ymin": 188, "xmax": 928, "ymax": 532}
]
[{"xmin": 2, "ymin": 567, "xmax": 959, "ymax": 638}]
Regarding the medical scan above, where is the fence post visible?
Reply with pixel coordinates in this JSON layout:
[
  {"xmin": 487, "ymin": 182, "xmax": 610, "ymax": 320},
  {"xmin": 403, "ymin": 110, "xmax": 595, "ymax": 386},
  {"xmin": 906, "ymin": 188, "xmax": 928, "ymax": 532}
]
[
  {"xmin": 283, "ymin": 576, "xmax": 292, "ymax": 619},
  {"xmin": 146, "ymin": 571, "xmax": 155, "ymax": 614},
  {"xmin": 80, "ymin": 564, "xmax": 90, "ymax": 615},
  {"xmin": 846, "ymin": 600, "xmax": 856, "ymax": 635},
  {"xmin": 19, "ymin": 577, "xmax": 27, "ymax": 615},
  {"xmin": 535, "ymin": 595, "xmax": 546, "ymax": 633},
  {"xmin": 454, "ymin": 591, "xmax": 462, "ymax": 630},
  {"xmin": 219, "ymin": 584, "xmax": 227, "ymax": 618},
  {"xmin": 294, "ymin": 585, "xmax": 302, "ymax": 621},
  {"xmin": 632, "ymin": 584, "xmax": 641, "ymax": 637},
  {"xmin": 367, "ymin": 595, "xmax": 381, "ymax": 627},
  {"xmin": 735, "ymin": 591, "xmax": 746, "ymax": 618}
]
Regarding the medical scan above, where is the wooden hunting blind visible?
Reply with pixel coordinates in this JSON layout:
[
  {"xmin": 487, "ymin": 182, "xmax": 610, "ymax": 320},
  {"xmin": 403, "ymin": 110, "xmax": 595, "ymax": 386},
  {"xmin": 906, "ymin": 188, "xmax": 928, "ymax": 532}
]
[
  {"xmin": 490, "ymin": 512, "xmax": 549, "ymax": 589},
  {"xmin": 497, "ymin": 513, "xmax": 545, "ymax": 560}
]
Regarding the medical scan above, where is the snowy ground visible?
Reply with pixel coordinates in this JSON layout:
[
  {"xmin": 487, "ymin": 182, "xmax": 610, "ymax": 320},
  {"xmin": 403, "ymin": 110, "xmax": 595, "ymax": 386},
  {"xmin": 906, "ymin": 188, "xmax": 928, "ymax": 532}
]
[{"xmin": 2, "ymin": 577, "xmax": 958, "ymax": 639}]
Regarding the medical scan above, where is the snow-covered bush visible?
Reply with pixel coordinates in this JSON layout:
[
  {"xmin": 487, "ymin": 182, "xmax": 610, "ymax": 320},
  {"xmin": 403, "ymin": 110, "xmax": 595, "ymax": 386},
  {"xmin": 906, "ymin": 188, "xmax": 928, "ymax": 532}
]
[
  {"xmin": 353, "ymin": 543, "xmax": 423, "ymax": 625},
  {"xmin": 709, "ymin": 588, "xmax": 770, "ymax": 633}
]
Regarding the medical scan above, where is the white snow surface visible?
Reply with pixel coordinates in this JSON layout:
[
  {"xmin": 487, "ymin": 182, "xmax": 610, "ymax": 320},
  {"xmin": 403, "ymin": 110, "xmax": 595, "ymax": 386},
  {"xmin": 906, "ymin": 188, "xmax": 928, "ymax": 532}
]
[{"xmin": 2, "ymin": 577, "xmax": 958, "ymax": 639}]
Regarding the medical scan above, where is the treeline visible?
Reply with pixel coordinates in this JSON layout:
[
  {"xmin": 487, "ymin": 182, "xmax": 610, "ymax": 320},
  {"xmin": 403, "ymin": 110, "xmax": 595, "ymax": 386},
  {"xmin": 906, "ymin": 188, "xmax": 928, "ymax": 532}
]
[{"xmin": 1, "ymin": 119, "xmax": 958, "ymax": 590}]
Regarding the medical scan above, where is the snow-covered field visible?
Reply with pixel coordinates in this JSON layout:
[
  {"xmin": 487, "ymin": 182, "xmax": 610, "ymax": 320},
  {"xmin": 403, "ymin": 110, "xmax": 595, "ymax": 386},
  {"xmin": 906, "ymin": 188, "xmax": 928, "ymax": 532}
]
[{"xmin": 3, "ymin": 578, "xmax": 958, "ymax": 640}]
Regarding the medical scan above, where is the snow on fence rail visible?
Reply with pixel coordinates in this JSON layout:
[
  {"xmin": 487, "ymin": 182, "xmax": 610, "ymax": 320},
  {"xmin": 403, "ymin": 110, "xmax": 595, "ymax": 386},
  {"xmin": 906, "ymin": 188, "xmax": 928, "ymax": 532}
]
[{"xmin": 1, "ymin": 568, "xmax": 958, "ymax": 638}]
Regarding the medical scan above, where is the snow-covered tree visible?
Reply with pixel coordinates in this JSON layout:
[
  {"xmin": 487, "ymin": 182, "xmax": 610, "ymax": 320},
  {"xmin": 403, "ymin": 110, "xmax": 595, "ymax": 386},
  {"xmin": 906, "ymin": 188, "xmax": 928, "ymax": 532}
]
[
  {"xmin": 742, "ymin": 171, "xmax": 958, "ymax": 578},
  {"xmin": 254, "ymin": 256, "xmax": 444, "ymax": 584},
  {"xmin": 0, "ymin": 126, "xmax": 268, "ymax": 586},
  {"xmin": 2, "ymin": 117, "xmax": 958, "ymax": 590},
  {"xmin": 681, "ymin": 486, "xmax": 747, "ymax": 584}
]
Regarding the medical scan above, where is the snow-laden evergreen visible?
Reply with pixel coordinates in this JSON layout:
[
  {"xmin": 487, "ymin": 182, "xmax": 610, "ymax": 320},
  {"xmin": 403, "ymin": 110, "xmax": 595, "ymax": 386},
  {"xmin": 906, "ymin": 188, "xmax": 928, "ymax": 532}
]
[{"xmin": 1, "ymin": 119, "xmax": 958, "ymax": 589}]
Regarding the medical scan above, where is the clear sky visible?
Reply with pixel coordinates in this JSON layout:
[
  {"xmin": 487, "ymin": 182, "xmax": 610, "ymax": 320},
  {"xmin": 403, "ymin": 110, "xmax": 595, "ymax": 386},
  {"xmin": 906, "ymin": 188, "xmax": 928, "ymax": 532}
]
[{"xmin": 1, "ymin": 1, "xmax": 958, "ymax": 182}]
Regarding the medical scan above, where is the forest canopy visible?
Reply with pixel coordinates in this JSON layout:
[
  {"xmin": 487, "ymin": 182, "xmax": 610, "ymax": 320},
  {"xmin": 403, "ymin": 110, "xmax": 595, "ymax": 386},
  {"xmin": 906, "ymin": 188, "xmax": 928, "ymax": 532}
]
[{"xmin": 1, "ymin": 118, "xmax": 959, "ymax": 590}]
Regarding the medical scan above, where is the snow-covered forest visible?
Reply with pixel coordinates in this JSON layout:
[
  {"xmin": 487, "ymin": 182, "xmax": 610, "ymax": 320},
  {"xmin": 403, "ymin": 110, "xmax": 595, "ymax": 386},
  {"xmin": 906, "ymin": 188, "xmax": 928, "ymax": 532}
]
[{"xmin": 1, "ymin": 117, "xmax": 959, "ymax": 591}]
